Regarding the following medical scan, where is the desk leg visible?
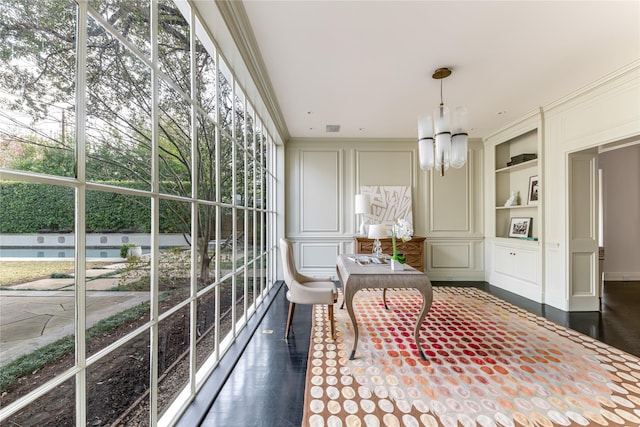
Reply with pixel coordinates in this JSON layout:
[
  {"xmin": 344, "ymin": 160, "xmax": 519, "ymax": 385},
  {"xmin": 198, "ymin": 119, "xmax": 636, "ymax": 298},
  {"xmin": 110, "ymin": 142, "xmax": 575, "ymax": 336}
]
[
  {"xmin": 345, "ymin": 288, "xmax": 359, "ymax": 360},
  {"xmin": 414, "ymin": 288, "xmax": 433, "ymax": 361},
  {"xmin": 336, "ymin": 266, "xmax": 345, "ymax": 310}
]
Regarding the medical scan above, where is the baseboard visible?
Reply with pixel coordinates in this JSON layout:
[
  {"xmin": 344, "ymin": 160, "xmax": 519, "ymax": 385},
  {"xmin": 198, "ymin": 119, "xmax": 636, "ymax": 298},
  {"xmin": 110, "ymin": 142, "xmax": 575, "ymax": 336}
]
[{"xmin": 604, "ymin": 272, "xmax": 640, "ymax": 281}]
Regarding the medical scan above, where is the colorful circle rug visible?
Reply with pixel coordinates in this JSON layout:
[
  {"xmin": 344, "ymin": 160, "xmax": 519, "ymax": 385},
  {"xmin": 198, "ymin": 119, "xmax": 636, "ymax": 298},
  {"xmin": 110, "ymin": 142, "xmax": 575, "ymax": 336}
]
[{"xmin": 302, "ymin": 287, "xmax": 640, "ymax": 427}]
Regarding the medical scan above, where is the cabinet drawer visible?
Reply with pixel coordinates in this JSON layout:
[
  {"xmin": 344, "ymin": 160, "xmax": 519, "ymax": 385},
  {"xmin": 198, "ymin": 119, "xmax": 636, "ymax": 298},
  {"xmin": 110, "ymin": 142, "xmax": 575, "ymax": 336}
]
[{"xmin": 355, "ymin": 236, "xmax": 425, "ymax": 272}]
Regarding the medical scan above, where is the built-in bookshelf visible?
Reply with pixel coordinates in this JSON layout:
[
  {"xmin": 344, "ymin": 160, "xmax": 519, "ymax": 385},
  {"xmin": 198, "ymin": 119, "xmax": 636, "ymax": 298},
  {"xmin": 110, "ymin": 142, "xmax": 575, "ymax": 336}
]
[
  {"xmin": 494, "ymin": 129, "xmax": 539, "ymax": 240},
  {"xmin": 485, "ymin": 111, "xmax": 543, "ymax": 302}
]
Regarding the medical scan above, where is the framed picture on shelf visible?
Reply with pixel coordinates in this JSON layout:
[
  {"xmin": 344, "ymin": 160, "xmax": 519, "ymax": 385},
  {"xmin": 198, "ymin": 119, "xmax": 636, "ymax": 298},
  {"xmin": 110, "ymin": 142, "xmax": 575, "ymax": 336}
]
[
  {"xmin": 527, "ymin": 175, "xmax": 539, "ymax": 205},
  {"xmin": 509, "ymin": 217, "xmax": 532, "ymax": 238}
]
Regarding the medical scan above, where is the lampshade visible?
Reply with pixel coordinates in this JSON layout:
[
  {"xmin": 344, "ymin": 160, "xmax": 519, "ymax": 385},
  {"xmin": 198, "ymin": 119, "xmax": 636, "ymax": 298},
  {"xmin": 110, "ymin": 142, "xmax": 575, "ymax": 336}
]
[
  {"xmin": 368, "ymin": 223, "xmax": 387, "ymax": 239},
  {"xmin": 354, "ymin": 194, "xmax": 370, "ymax": 214}
]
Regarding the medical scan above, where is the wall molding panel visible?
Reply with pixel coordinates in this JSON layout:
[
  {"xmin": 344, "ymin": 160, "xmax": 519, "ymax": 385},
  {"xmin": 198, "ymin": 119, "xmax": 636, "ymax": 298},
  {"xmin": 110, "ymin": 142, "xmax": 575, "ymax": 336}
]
[{"xmin": 299, "ymin": 149, "xmax": 342, "ymax": 233}]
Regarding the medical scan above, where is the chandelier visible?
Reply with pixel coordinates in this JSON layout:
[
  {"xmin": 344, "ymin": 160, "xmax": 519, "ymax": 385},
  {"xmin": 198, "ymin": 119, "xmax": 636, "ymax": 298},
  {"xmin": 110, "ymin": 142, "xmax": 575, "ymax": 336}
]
[{"xmin": 418, "ymin": 67, "xmax": 468, "ymax": 176}]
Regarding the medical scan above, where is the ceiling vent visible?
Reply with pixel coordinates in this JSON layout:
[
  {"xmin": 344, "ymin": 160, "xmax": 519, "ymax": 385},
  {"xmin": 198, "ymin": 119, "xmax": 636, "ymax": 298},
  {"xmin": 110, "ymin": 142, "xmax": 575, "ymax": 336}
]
[{"xmin": 325, "ymin": 124, "xmax": 340, "ymax": 133}]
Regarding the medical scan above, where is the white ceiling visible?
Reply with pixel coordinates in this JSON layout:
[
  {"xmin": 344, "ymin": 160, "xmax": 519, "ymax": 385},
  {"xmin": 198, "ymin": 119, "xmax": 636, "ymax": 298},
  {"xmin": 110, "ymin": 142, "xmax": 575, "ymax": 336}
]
[{"xmin": 240, "ymin": 0, "xmax": 640, "ymax": 140}]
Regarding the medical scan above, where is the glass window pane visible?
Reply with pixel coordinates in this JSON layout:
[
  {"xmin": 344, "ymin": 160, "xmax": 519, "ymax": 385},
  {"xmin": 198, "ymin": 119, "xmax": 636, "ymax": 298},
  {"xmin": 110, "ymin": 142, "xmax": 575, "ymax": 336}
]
[
  {"xmin": 195, "ymin": 289, "xmax": 216, "ymax": 372},
  {"xmin": 219, "ymin": 206, "xmax": 233, "ymax": 277},
  {"xmin": 195, "ymin": 23, "xmax": 216, "ymax": 119},
  {"xmin": 88, "ymin": 0, "xmax": 151, "ymax": 57},
  {"xmin": 158, "ymin": 79, "xmax": 192, "ymax": 197},
  {"xmin": 86, "ymin": 190, "xmax": 150, "ymax": 234},
  {"xmin": 246, "ymin": 260, "xmax": 256, "ymax": 312},
  {"xmin": 85, "ymin": 17, "xmax": 152, "ymax": 187},
  {"xmin": 0, "ymin": 0, "xmax": 76, "ymax": 177},
  {"xmin": 159, "ymin": 198, "xmax": 192, "ymax": 315},
  {"xmin": 197, "ymin": 203, "xmax": 216, "ymax": 289},
  {"xmin": 235, "ymin": 271, "xmax": 245, "ymax": 325},
  {"xmin": 196, "ymin": 115, "xmax": 216, "ymax": 202},
  {"xmin": 257, "ymin": 256, "xmax": 265, "ymax": 299},
  {"xmin": 234, "ymin": 86, "xmax": 245, "ymax": 141},
  {"xmin": 158, "ymin": 0, "xmax": 190, "ymax": 95},
  {"xmin": 219, "ymin": 276, "xmax": 233, "ymax": 342},
  {"xmin": 235, "ymin": 140, "xmax": 245, "ymax": 207},
  {"xmin": 157, "ymin": 306, "xmax": 191, "ymax": 418},
  {"xmin": 247, "ymin": 209, "xmax": 255, "ymax": 263},
  {"xmin": 84, "ymin": 190, "xmax": 151, "ymax": 358},
  {"xmin": 218, "ymin": 60, "xmax": 233, "ymax": 131},
  {"xmin": 86, "ymin": 331, "xmax": 151, "ymax": 425},
  {"xmin": 0, "ymin": 182, "xmax": 76, "ymax": 404},
  {"xmin": 220, "ymin": 133, "xmax": 233, "ymax": 204},
  {"xmin": 3, "ymin": 376, "xmax": 75, "ymax": 425}
]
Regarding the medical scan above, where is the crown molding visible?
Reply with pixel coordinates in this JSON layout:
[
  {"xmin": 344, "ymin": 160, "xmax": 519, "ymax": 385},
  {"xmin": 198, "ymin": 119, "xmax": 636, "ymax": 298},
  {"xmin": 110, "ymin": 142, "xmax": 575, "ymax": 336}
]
[{"xmin": 214, "ymin": 0, "xmax": 290, "ymax": 143}]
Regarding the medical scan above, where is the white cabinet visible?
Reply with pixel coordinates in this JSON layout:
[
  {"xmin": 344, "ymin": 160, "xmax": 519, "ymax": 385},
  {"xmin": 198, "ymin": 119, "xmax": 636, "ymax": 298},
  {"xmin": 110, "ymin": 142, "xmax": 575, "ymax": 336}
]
[{"xmin": 494, "ymin": 243, "xmax": 538, "ymax": 284}]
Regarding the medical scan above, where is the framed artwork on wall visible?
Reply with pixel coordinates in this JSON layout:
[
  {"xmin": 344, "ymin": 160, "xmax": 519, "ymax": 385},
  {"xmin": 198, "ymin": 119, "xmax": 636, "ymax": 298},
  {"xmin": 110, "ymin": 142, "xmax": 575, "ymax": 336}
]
[
  {"xmin": 509, "ymin": 217, "xmax": 532, "ymax": 238},
  {"xmin": 360, "ymin": 185, "xmax": 413, "ymax": 234},
  {"xmin": 528, "ymin": 175, "xmax": 539, "ymax": 205}
]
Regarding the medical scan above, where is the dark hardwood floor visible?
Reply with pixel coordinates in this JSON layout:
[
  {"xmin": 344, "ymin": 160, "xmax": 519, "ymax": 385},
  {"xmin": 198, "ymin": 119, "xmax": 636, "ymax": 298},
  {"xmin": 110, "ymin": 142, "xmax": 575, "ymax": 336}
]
[{"xmin": 177, "ymin": 280, "xmax": 640, "ymax": 427}]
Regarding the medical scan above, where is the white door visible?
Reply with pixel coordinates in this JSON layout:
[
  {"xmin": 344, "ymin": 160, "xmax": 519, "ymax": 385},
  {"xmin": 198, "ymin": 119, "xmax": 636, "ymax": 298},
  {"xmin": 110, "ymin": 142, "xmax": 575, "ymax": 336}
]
[{"xmin": 568, "ymin": 151, "xmax": 599, "ymax": 311}]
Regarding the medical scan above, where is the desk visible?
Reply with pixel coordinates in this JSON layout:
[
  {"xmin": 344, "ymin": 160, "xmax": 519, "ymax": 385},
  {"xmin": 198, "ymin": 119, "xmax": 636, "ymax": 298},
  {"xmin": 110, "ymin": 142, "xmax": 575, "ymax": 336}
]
[{"xmin": 336, "ymin": 254, "xmax": 433, "ymax": 360}]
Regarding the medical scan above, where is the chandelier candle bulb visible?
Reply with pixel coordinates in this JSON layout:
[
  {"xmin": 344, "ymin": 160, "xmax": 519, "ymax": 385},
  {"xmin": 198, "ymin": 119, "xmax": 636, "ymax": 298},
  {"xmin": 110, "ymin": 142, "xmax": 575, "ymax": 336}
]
[
  {"xmin": 451, "ymin": 106, "xmax": 469, "ymax": 168},
  {"xmin": 417, "ymin": 114, "xmax": 435, "ymax": 170}
]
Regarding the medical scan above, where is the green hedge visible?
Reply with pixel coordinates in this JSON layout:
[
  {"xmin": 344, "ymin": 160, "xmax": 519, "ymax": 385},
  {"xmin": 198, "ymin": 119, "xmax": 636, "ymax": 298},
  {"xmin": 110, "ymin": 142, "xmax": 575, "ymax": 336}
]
[{"xmin": 0, "ymin": 181, "xmax": 188, "ymax": 233}]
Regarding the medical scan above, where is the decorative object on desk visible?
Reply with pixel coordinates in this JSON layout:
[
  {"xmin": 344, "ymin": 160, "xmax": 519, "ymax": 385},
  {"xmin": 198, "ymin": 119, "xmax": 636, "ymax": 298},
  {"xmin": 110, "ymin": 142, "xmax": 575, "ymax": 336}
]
[
  {"xmin": 417, "ymin": 67, "xmax": 469, "ymax": 176},
  {"xmin": 528, "ymin": 175, "xmax": 539, "ymax": 205},
  {"xmin": 391, "ymin": 218, "xmax": 413, "ymax": 270},
  {"xmin": 360, "ymin": 185, "xmax": 413, "ymax": 232},
  {"xmin": 303, "ymin": 287, "xmax": 637, "ymax": 427},
  {"xmin": 354, "ymin": 194, "xmax": 370, "ymax": 235},
  {"xmin": 504, "ymin": 190, "xmax": 519, "ymax": 207},
  {"xmin": 508, "ymin": 217, "xmax": 532, "ymax": 238},
  {"xmin": 367, "ymin": 223, "xmax": 387, "ymax": 257}
]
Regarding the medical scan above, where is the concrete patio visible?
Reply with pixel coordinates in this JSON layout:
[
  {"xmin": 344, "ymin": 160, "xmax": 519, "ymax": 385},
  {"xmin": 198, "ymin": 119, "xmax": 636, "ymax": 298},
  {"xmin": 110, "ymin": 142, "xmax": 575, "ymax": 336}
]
[{"xmin": 0, "ymin": 265, "xmax": 150, "ymax": 365}]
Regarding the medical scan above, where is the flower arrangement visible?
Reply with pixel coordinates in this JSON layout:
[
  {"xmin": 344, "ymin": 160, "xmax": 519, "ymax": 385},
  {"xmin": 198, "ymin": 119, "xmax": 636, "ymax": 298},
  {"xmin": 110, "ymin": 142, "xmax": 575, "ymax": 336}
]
[{"xmin": 391, "ymin": 218, "xmax": 413, "ymax": 264}]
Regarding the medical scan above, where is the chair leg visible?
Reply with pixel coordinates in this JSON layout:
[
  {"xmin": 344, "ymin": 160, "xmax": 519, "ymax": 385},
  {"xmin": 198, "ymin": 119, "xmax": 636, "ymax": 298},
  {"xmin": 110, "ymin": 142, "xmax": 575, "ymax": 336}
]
[
  {"xmin": 285, "ymin": 302, "xmax": 295, "ymax": 338},
  {"xmin": 328, "ymin": 304, "xmax": 335, "ymax": 340}
]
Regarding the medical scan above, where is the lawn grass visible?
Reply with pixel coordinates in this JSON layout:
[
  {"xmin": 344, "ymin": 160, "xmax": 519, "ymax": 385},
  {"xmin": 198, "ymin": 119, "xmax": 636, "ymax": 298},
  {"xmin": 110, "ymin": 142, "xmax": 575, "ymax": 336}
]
[{"xmin": 0, "ymin": 261, "xmax": 110, "ymax": 286}]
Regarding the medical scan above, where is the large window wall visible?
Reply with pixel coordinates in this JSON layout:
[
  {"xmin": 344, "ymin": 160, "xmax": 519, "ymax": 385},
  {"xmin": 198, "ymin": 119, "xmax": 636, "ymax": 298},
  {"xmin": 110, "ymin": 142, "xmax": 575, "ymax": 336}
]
[{"xmin": 0, "ymin": 0, "xmax": 277, "ymax": 425}]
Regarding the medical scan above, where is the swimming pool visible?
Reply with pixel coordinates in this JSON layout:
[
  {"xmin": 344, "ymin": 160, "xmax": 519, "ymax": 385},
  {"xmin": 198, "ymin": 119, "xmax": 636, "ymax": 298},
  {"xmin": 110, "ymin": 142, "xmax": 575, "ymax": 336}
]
[{"xmin": 0, "ymin": 247, "xmax": 149, "ymax": 259}]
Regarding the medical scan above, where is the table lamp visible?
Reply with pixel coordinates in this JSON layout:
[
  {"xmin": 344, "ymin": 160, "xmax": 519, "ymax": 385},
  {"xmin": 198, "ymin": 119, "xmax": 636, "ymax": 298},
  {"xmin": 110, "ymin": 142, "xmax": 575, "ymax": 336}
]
[
  {"xmin": 354, "ymin": 194, "xmax": 370, "ymax": 235},
  {"xmin": 367, "ymin": 223, "xmax": 387, "ymax": 257}
]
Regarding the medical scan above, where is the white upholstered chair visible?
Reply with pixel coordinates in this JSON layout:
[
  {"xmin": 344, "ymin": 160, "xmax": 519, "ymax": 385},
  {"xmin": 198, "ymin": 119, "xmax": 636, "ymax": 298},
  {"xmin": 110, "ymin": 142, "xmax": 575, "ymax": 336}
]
[{"xmin": 279, "ymin": 238, "xmax": 337, "ymax": 339}]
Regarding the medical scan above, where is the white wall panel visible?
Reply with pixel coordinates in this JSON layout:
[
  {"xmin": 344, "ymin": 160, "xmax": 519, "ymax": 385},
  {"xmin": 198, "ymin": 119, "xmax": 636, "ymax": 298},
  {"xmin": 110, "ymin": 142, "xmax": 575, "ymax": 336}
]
[
  {"xmin": 572, "ymin": 252, "xmax": 594, "ymax": 296},
  {"xmin": 569, "ymin": 156, "xmax": 596, "ymax": 240},
  {"xmin": 430, "ymin": 242, "xmax": 470, "ymax": 268},
  {"xmin": 555, "ymin": 74, "xmax": 640, "ymax": 151},
  {"xmin": 431, "ymin": 166, "xmax": 468, "ymax": 232},
  {"xmin": 300, "ymin": 150, "xmax": 341, "ymax": 232},
  {"xmin": 356, "ymin": 151, "xmax": 413, "ymax": 186},
  {"xmin": 426, "ymin": 239, "xmax": 484, "ymax": 280},
  {"xmin": 300, "ymin": 242, "xmax": 341, "ymax": 270}
]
